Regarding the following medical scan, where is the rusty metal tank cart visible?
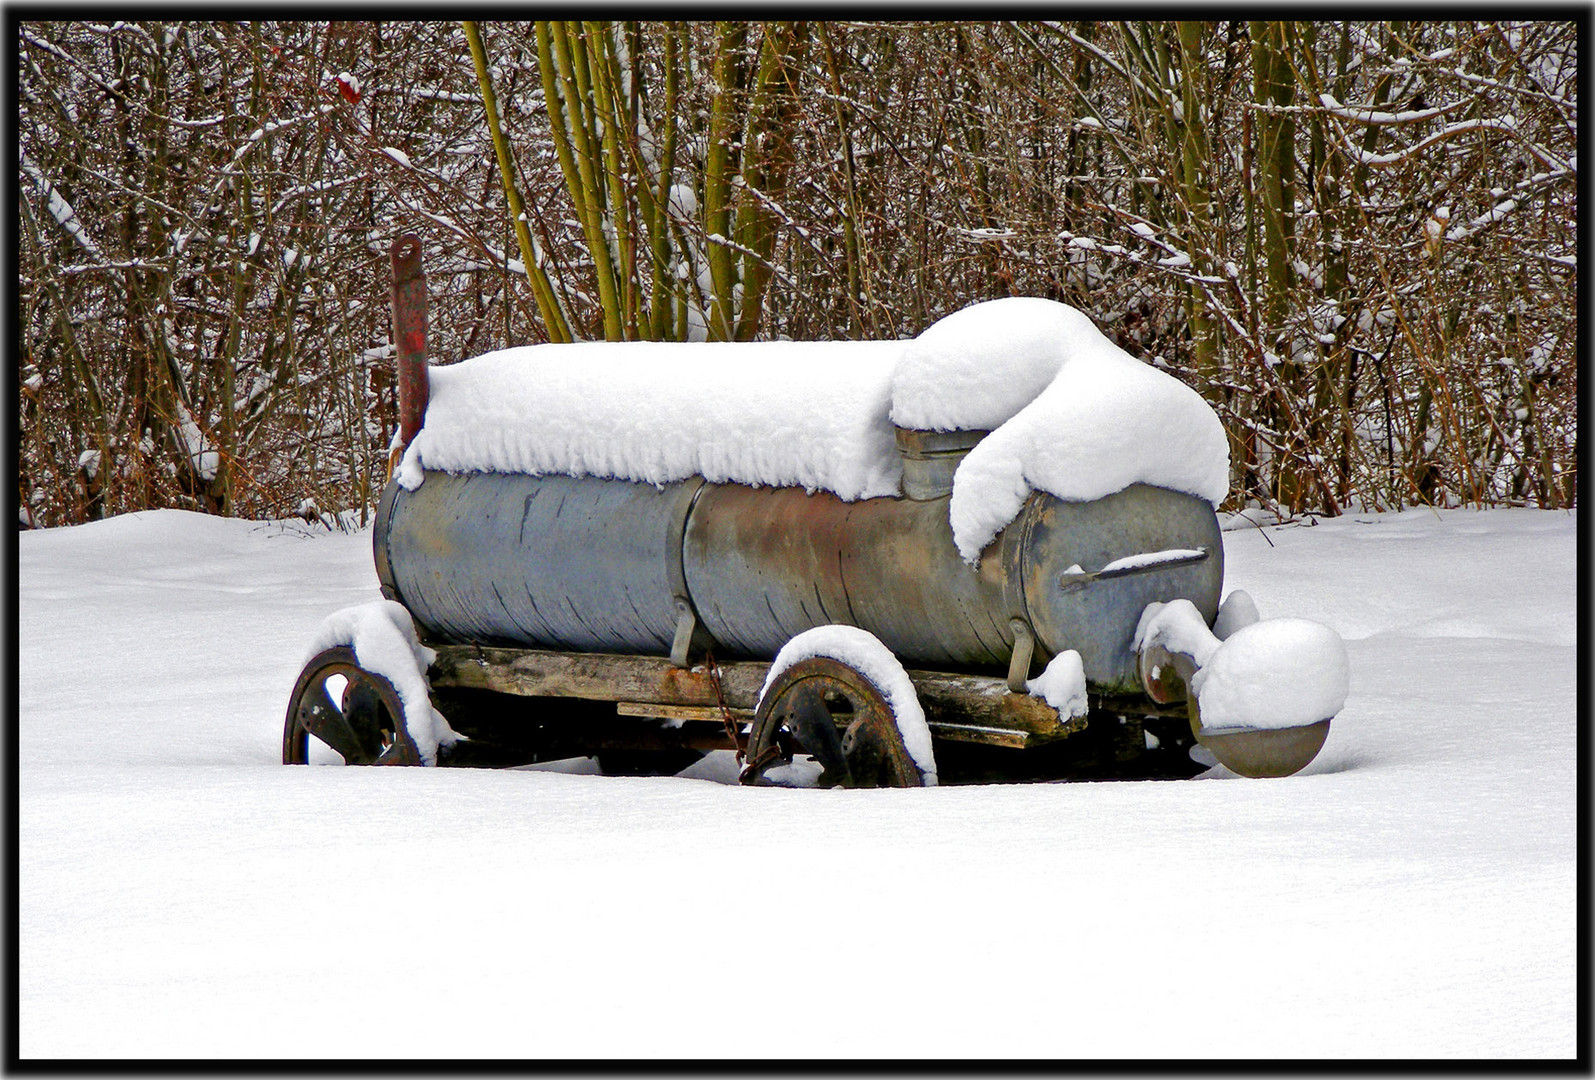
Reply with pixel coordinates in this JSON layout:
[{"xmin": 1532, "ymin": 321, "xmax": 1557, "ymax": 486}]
[{"xmin": 285, "ymin": 237, "xmax": 1340, "ymax": 786}]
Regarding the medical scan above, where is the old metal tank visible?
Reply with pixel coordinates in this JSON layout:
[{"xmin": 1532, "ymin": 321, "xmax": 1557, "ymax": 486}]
[{"xmin": 373, "ymin": 465, "xmax": 1222, "ymax": 694}]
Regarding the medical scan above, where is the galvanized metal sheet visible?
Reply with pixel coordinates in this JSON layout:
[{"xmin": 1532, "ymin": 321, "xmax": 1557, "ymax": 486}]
[
  {"xmin": 683, "ymin": 483, "xmax": 1017, "ymax": 666},
  {"xmin": 380, "ymin": 470, "xmax": 1222, "ymax": 692},
  {"xmin": 1021, "ymin": 483, "xmax": 1223, "ymax": 692},
  {"xmin": 377, "ymin": 472, "xmax": 690, "ymax": 653}
]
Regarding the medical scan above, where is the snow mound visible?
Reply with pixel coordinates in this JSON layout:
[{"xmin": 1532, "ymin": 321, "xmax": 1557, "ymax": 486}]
[
  {"xmin": 890, "ymin": 296, "xmax": 1090, "ymax": 431},
  {"xmin": 1193, "ymin": 618, "xmax": 1351, "ymax": 732},
  {"xmin": 941, "ymin": 302, "xmax": 1229, "ymax": 562},
  {"xmin": 758, "ymin": 625, "xmax": 937, "ymax": 786},
  {"xmin": 395, "ymin": 340, "xmax": 906, "ymax": 501},
  {"xmin": 1213, "ymin": 589, "xmax": 1261, "ymax": 640},
  {"xmin": 305, "ymin": 599, "xmax": 460, "ymax": 765},
  {"xmin": 1025, "ymin": 649, "xmax": 1089, "ymax": 719}
]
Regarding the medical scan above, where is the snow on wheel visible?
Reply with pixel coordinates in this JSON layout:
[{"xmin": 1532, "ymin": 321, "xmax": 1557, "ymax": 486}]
[
  {"xmin": 283, "ymin": 646, "xmax": 421, "ymax": 766},
  {"xmin": 1136, "ymin": 601, "xmax": 1348, "ymax": 778},
  {"xmin": 742, "ymin": 626, "xmax": 937, "ymax": 789},
  {"xmin": 1188, "ymin": 617, "xmax": 1347, "ymax": 778}
]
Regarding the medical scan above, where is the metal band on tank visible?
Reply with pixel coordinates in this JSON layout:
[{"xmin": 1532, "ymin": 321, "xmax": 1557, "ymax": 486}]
[
  {"xmin": 1000, "ymin": 494, "xmax": 1044, "ymax": 689},
  {"xmin": 372, "ymin": 478, "xmax": 403, "ymax": 605},
  {"xmin": 666, "ymin": 476, "xmax": 715, "ymax": 666},
  {"xmin": 665, "ymin": 476, "xmax": 706, "ymax": 605}
]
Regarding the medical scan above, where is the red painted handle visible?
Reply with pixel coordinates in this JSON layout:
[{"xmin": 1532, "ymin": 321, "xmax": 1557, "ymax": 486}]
[{"xmin": 389, "ymin": 234, "xmax": 429, "ymax": 451}]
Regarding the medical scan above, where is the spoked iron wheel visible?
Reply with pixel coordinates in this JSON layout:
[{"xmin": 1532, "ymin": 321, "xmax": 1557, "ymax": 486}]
[
  {"xmin": 741, "ymin": 657, "xmax": 926, "ymax": 788},
  {"xmin": 283, "ymin": 646, "xmax": 421, "ymax": 765}
]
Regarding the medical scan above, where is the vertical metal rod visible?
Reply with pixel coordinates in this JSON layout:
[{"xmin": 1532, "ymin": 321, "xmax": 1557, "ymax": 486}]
[{"xmin": 390, "ymin": 234, "xmax": 429, "ymax": 453}]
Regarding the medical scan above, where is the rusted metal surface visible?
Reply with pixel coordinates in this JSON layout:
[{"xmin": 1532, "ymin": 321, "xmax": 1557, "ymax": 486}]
[
  {"xmin": 283, "ymin": 646, "xmax": 421, "ymax": 765},
  {"xmin": 1195, "ymin": 720, "xmax": 1332, "ymax": 779},
  {"xmin": 427, "ymin": 643, "xmax": 1083, "ymax": 748},
  {"xmin": 377, "ymin": 444, "xmax": 1225, "ymax": 771},
  {"xmin": 703, "ymin": 650, "xmax": 748, "ymax": 760},
  {"xmin": 1006, "ymin": 617, "xmax": 1036, "ymax": 692},
  {"xmin": 1137, "ymin": 638, "xmax": 1197, "ymax": 706},
  {"xmin": 378, "ymin": 465, "xmax": 1221, "ymax": 695},
  {"xmin": 377, "ymin": 471, "xmax": 692, "ymax": 653},
  {"xmin": 683, "ymin": 482, "xmax": 1022, "ymax": 667},
  {"xmin": 389, "ymin": 235, "xmax": 429, "ymax": 453},
  {"xmin": 742, "ymin": 656, "xmax": 925, "ymax": 787},
  {"xmin": 1021, "ymin": 483, "xmax": 1223, "ymax": 693}
]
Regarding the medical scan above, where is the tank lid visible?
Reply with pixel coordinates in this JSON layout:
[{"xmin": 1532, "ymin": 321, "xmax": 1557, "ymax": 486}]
[
  {"xmin": 894, "ymin": 426, "xmax": 989, "ymax": 459},
  {"xmin": 894, "ymin": 426, "xmax": 989, "ymax": 501}
]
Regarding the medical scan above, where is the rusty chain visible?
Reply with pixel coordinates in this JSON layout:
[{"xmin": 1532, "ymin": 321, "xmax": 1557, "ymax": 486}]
[{"xmin": 702, "ymin": 647, "xmax": 747, "ymax": 764}]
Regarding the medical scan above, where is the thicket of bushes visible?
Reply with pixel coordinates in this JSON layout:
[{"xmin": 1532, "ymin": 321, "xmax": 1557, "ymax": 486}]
[{"xmin": 19, "ymin": 20, "xmax": 1577, "ymax": 528}]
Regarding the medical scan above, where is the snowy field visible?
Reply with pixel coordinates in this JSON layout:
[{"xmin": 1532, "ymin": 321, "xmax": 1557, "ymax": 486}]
[{"xmin": 18, "ymin": 503, "xmax": 1577, "ymax": 1060}]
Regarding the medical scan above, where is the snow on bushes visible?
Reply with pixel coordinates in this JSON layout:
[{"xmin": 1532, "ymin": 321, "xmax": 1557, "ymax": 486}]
[
  {"xmin": 304, "ymin": 599, "xmax": 459, "ymax": 765},
  {"xmin": 394, "ymin": 297, "xmax": 1230, "ymax": 565},
  {"xmin": 758, "ymin": 624, "xmax": 938, "ymax": 786}
]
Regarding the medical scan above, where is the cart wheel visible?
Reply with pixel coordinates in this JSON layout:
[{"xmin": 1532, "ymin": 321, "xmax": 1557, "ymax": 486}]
[
  {"xmin": 1193, "ymin": 716, "xmax": 1331, "ymax": 779},
  {"xmin": 742, "ymin": 656, "xmax": 926, "ymax": 788},
  {"xmin": 283, "ymin": 646, "xmax": 421, "ymax": 765}
]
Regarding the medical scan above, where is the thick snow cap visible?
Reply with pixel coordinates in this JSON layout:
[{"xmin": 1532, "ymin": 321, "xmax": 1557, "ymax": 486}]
[
  {"xmin": 1193, "ymin": 618, "xmax": 1351, "ymax": 732},
  {"xmin": 395, "ymin": 298, "xmax": 1229, "ymax": 564},
  {"xmin": 930, "ymin": 299, "xmax": 1231, "ymax": 562},
  {"xmin": 890, "ymin": 296, "xmax": 1090, "ymax": 432},
  {"xmin": 396, "ymin": 340, "xmax": 906, "ymax": 502}
]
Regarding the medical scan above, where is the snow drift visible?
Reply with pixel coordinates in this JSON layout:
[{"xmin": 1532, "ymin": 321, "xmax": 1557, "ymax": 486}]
[{"xmin": 17, "ymin": 504, "xmax": 1578, "ymax": 1057}]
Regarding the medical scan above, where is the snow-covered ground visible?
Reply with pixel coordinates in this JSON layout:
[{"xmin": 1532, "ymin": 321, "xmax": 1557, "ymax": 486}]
[{"xmin": 18, "ymin": 504, "xmax": 1577, "ymax": 1059}]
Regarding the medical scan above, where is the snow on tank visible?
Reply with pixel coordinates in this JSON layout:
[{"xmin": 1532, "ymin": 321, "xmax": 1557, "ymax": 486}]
[{"xmin": 393, "ymin": 296, "xmax": 1230, "ymax": 564}]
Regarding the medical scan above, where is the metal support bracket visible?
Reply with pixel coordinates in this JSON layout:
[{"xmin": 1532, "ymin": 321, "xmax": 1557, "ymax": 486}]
[
  {"xmin": 670, "ymin": 597, "xmax": 699, "ymax": 669},
  {"xmin": 668, "ymin": 595, "xmax": 718, "ymax": 669},
  {"xmin": 1007, "ymin": 617, "xmax": 1036, "ymax": 692}
]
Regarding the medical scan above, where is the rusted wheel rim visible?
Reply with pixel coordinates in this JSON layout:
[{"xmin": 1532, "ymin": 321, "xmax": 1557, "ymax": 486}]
[
  {"xmin": 283, "ymin": 646, "xmax": 421, "ymax": 765},
  {"xmin": 742, "ymin": 656, "xmax": 924, "ymax": 788}
]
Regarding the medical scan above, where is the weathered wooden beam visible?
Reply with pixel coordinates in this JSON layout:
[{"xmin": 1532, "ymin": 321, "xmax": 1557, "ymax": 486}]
[
  {"xmin": 615, "ymin": 701, "xmax": 754, "ymax": 724},
  {"xmin": 907, "ymin": 668, "xmax": 1085, "ymax": 745},
  {"xmin": 430, "ymin": 645, "xmax": 767, "ymax": 707},
  {"xmin": 428, "ymin": 644, "xmax": 1084, "ymax": 749}
]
